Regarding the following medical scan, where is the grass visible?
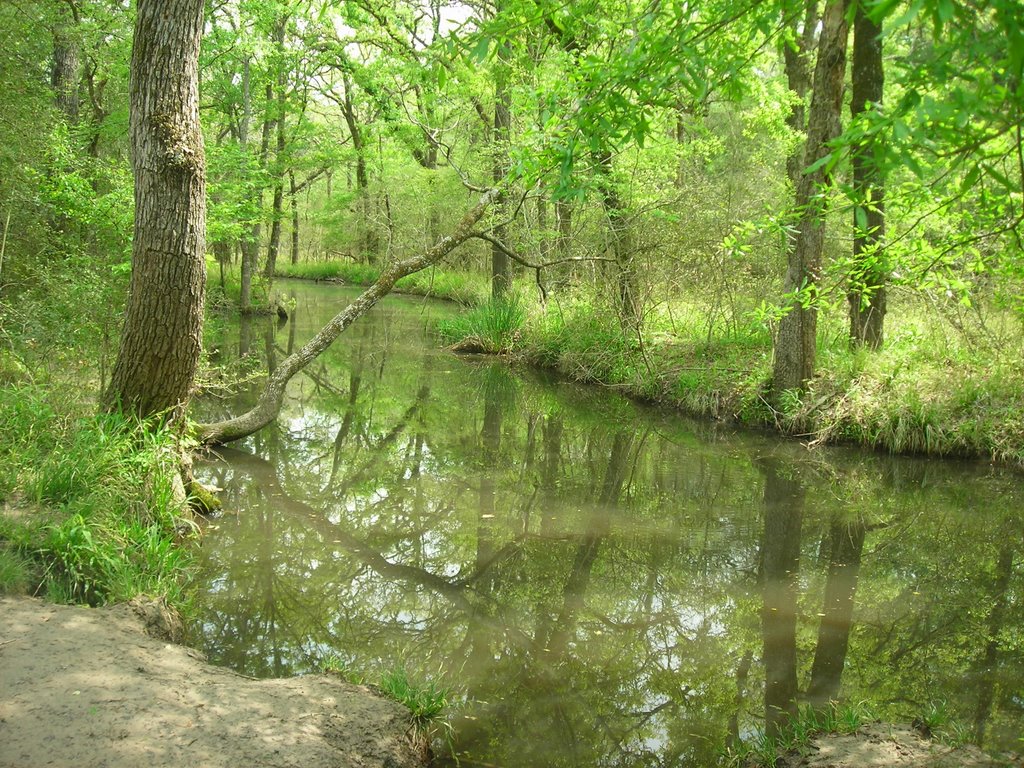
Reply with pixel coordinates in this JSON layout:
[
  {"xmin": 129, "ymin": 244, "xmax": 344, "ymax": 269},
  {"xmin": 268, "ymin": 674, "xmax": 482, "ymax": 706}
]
[
  {"xmin": 0, "ymin": 384, "xmax": 197, "ymax": 606},
  {"xmin": 275, "ymin": 259, "xmax": 489, "ymax": 306},
  {"xmin": 726, "ymin": 701, "xmax": 876, "ymax": 767},
  {"xmin": 436, "ymin": 295, "xmax": 527, "ymax": 353},
  {"xmin": 318, "ymin": 654, "xmax": 453, "ymax": 738},
  {"xmin": 503, "ymin": 289, "xmax": 1024, "ymax": 467}
]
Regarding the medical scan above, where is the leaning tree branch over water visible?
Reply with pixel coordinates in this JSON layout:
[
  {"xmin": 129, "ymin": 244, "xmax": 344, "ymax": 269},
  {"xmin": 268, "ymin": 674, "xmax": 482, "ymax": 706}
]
[{"xmin": 193, "ymin": 188, "xmax": 499, "ymax": 445}]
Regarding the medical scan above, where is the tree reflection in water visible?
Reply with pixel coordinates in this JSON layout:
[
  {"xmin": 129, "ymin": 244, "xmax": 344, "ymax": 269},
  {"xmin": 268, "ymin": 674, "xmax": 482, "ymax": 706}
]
[{"xmin": 194, "ymin": 282, "xmax": 1024, "ymax": 765}]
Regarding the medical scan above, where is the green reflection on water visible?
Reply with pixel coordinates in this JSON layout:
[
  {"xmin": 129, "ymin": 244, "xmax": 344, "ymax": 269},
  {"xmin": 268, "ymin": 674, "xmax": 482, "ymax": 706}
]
[{"xmin": 194, "ymin": 281, "xmax": 1024, "ymax": 765}]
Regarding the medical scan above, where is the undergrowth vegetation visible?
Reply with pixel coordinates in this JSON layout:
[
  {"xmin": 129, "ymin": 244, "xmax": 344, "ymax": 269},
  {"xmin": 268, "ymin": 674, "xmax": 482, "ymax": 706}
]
[
  {"xmin": 320, "ymin": 654, "xmax": 453, "ymax": 738},
  {"xmin": 434, "ymin": 286, "xmax": 1024, "ymax": 466},
  {"xmin": 725, "ymin": 701, "xmax": 876, "ymax": 766},
  {"xmin": 0, "ymin": 385, "xmax": 196, "ymax": 606}
]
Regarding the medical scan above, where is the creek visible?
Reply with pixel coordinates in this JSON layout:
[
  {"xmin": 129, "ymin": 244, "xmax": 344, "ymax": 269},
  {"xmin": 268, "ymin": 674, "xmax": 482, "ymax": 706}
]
[{"xmin": 193, "ymin": 279, "xmax": 1023, "ymax": 765}]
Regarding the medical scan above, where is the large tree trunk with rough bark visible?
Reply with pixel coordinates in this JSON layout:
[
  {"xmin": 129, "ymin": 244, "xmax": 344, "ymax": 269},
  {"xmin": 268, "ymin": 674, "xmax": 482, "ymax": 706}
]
[
  {"xmin": 772, "ymin": 0, "xmax": 850, "ymax": 394},
  {"xmin": 195, "ymin": 189, "xmax": 498, "ymax": 444},
  {"xmin": 103, "ymin": 0, "xmax": 206, "ymax": 420},
  {"xmin": 848, "ymin": 3, "xmax": 886, "ymax": 348}
]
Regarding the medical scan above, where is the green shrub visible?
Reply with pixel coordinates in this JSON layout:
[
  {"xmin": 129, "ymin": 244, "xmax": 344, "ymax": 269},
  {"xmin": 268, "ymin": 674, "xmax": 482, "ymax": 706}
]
[{"xmin": 0, "ymin": 386, "xmax": 196, "ymax": 607}]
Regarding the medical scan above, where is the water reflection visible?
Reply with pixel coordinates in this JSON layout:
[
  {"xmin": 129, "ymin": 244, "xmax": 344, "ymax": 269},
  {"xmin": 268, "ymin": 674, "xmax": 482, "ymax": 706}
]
[{"xmin": 195, "ymin": 281, "xmax": 1024, "ymax": 765}]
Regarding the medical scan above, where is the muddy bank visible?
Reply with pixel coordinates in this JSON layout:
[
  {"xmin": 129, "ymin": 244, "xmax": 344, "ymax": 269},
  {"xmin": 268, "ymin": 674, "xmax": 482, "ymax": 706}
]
[
  {"xmin": 774, "ymin": 723, "xmax": 1021, "ymax": 767},
  {"xmin": 0, "ymin": 596, "xmax": 426, "ymax": 768}
]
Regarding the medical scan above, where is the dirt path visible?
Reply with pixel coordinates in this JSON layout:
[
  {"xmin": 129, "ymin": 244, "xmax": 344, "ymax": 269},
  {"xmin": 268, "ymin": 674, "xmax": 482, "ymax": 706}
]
[{"xmin": 0, "ymin": 596, "xmax": 426, "ymax": 768}]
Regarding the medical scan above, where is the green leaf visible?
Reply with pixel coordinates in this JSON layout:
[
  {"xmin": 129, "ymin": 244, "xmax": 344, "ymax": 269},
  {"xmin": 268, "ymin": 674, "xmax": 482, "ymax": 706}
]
[
  {"xmin": 470, "ymin": 36, "xmax": 490, "ymax": 63},
  {"xmin": 804, "ymin": 151, "xmax": 835, "ymax": 175}
]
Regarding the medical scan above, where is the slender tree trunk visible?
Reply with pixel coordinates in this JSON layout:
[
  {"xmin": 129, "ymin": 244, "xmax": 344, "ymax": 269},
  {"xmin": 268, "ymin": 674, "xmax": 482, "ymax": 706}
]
[
  {"xmin": 264, "ymin": 16, "xmax": 288, "ymax": 283},
  {"xmin": 556, "ymin": 198, "xmax": 573, "ymax": 257},
  {"xmin": 103, "ymin": 0, "xmax": 206, "ymax": 419},
  {"xmin": 491, "ymin": 42, "xmax": 513, "ymax": 299},
  {"xmin": 807, "ymin": 519, "xmax": 867, "ymax": 708},
  {"xmin": 848, "ymin": 3, "xmax": 886, "ymax": 348},
  {"xmin": 772, "ymin": 0, "xmax": 850, "ymax": 394},
  {"xmin": 289, "ymin": 170, "xmax": 300, "ymax": 264},
  {"xmin": 596, "ymin": 151, "xmax": 639, "ymax": 328},
  {"xmin": 340, "ymin": 77, "xmax": 375, "ymax": 261}
]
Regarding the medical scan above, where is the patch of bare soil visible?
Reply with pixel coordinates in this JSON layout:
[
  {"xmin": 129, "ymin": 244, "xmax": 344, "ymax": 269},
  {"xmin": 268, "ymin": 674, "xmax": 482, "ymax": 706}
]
[
  {"xmin": 0, "ymin": 596, "xmax": 427, "ymax": 768},
  {"xmin": 777, "ymin": 723, "xmax": 1021, "ymax": 768}
]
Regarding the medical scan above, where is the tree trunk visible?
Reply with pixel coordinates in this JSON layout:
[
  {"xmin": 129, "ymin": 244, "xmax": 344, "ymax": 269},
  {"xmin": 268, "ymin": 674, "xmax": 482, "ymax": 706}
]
[
  {"xmin": 51, "ymin": 22, "xmax": 80, "ymax": 123},
  {"xmin": 263, "ymin": 15, "xmax": 288, "ymax": 283},
  {"xmin": 103, "ymin": 0, "xmax": 206, "ymax": 420},
  {"xmin": 596, "ymin": 151, "xmax": 639, "ymax": 328},
  {"xmin": 491, "ymin": 43, "xmax": 513, "ymax": 299},
  {"xmin": 848, "ymin": 3, "xmax": 886, "ymax": 348},
  {"xmin": 556, "ymin": 198, "xmax": 573, "ymax": 257},
  {"xmin": 195, "ymin": 188, "xmax": 498, "ymax": 444},
  {"xmin": 772, "ymin": 0, "xmax": 850, "ymax": 394},
  {"xmin": 289, "ymin": 170, "xmax": 300, "ymax": 264},
  {"xmin": 783, "ymin": 0, "xmax": 819, "ymax": 188},
  {"xmin": 340, "ymin": 76, "xmax": 375, "ymax": 261}
]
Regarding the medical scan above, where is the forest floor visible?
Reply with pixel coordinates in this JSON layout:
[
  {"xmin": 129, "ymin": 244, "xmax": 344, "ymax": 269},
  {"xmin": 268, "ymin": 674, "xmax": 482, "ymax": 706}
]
[
  {"xmin": 770, "ymin": 723, "xmax": 1021, "ymax": 767},
  {"xmin": 0, "ymin": 596, "xmax": 427, "ymax": 768}
]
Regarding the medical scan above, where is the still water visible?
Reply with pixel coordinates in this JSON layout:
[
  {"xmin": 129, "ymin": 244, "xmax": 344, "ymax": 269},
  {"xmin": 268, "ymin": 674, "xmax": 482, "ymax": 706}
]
[{"xmin": 194, "ymin": 280, "xmax": 1023, "ymax": 765}]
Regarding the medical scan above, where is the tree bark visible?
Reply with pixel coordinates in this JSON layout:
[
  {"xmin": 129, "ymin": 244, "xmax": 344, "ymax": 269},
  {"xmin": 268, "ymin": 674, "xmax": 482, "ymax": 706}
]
[
  {"xmin": 340, "ymin": 76, "xmax": 376, "ymax": 261},
  {"xmin": 263, "ymin": 15, "xmax": 288, "ymax": 282},
  {"xmin": 51, "ymin": 20, "xmax": 80, "ymax": 123},
  {"xmin": 103, "ymin": 0, "xmax": 206, "ymax": 420},
  {"xmin": 491, "ymin": 39, "xmax": 513, "ymax": 299},
  {"xmin": 783, "ymin": 0, "xmax": 819, "ymax": 187},
  {"xmin": 289, "ymin": 170, "xmax": 300, "ymax": 264},
  {"xmin": 848, "ymin": 3, "xmax": 887, "ymax": 348},
  {"xmin": 772, "ymin": 0, "xmax": 850, "ymax": 394},
  {"xmin": 195, "ymin": 188, "xmax": 498, "ymax": 444},
  {"xmin": 596, "ymin": 150, "xmax": 639, "ymax": 328}
]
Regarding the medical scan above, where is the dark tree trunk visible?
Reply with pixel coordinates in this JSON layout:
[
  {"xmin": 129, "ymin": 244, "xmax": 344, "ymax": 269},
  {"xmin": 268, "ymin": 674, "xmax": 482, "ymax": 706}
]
[
  {"xmin": 807, "ymin": 519, "xmax": 867, "ymax": 708},
  {"xmin": 264, "ymin": 16, "xmax": 288, "ymax": 283},
  {"xmin": 759, "ymin": 458, "xmax": 804, "ymax": 737},
  {"xmin": 773, "ymin": 0, "xmax": 850, "ymax": 394},
  {"xmin": 52, "ymin": 24, "xmax": 80, "ymax": 123},
  {"xmin": 556, "ymin": 199, "xmax": 573, "ymax": 257},
  {"xmin": 848, "ymin": 3, "xmax": 887, "ymax": 348},
  {"xmin": 340, "ymin": 77, "xmax": 376, "ymax": 261},
  {"xmin": 289, "ymin": 170, "xmax": 300, "ymax": 264},
  {"xmin": 783, "ymin": 0, "xmax": 819, "ymax": 187},
  {"xmin": 103, "ymin": 0, "xmax": 206, "ymax": 419},
  {"xmin": 491, "ymin": 44, "xmax": 513, "ymax": 299},
  {"xmin": 596, "ymin": 151, "xmax": 639, "ymax": 328}
]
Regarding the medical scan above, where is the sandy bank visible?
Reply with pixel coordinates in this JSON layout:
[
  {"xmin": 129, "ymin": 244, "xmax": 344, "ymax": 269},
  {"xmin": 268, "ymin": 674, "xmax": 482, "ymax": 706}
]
[{"xmin": 0, "ymin": 596, "xmax": 426, "ymax": 768}]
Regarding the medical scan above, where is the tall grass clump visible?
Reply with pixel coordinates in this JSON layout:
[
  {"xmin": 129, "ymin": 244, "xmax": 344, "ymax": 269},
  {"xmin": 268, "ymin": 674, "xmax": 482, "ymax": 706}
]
[
  {"xmin": 377, "ymin": 667, "xmax": 453, "ymax": 736},
  {"xmin": 437, "ymin": 295, "xmax": 527, "ymax": 353},
  {"xmin": 0, "ymin": 384, "xmax": 196, "ymax": 606}
]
